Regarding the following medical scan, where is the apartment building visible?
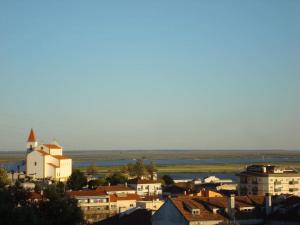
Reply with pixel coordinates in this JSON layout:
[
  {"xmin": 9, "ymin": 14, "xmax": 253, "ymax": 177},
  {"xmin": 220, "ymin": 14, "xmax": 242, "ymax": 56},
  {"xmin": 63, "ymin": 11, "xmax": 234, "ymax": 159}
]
[
  {"xmin": 128, "ymin": 178, "xmax": 162, "ymax": 196},
  {"xmin": 237, "ymin": 165, "xmax": 300, "ymax": 196}
]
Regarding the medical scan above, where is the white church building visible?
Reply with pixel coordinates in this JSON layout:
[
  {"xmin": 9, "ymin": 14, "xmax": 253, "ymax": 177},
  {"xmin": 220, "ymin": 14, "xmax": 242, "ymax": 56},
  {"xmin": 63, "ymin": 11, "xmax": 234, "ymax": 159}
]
[{"xmin": 26, "ymin": 129, "xmax": 72, "ymax": 181}]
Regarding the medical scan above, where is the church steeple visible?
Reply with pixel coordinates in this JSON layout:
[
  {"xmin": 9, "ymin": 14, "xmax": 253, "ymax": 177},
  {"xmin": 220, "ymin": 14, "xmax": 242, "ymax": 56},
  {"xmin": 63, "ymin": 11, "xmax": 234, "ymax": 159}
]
[{"xmin": 27, "ymin": 128, "xmax": 38, "ymax": 153}]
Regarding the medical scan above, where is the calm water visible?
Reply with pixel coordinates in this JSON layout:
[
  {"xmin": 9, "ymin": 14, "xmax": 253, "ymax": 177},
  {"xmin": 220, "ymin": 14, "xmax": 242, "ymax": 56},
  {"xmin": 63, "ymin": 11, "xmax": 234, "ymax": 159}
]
[
  {"xmin": 2, "ymin": 156, "xmax": 300, "ymax": 171},
  {"xmin": 71, "ymin": 156, "xmax": 300, "ymax": 167}
]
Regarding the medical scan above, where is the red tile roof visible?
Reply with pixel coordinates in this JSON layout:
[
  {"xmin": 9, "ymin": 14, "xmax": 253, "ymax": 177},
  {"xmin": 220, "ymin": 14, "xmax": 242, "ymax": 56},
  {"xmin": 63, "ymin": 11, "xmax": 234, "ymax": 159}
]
[
  {"xmin": 44, "ymin": 144, "xmax": 62, "ymax": 149},
  {"xmin": 52, "ymin": 155, "xmax": 71, "ymax": 160},
  {"xmin": 169, "ymin": 195, "xmax": 265, "ymax": 222},
  {"xmin": 170, "ymin": 196, "xmax": 225, "ymax": 222},
  {"xmin": 27, "ymin": 128, "xmax": 37, "ymax": 142}
]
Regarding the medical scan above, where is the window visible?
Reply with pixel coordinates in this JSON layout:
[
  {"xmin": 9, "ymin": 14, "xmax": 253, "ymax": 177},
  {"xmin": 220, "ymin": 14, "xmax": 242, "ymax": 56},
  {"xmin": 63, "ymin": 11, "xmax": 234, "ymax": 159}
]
[{"xmin": 34, "ymin": 162, "xmax": 37, "ymax": 166}]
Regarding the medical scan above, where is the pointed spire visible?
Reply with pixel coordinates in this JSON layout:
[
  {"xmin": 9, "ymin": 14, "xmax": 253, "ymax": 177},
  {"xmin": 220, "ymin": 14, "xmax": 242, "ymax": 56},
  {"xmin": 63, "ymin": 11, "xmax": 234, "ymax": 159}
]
[{"xmin": 27, "ymin": 128, "xmax": 37, "ymax": 142}]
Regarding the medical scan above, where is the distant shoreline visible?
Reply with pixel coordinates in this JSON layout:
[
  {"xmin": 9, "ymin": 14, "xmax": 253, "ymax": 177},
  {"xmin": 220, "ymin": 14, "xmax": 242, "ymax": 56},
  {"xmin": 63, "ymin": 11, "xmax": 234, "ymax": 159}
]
[
  {"xmin": 76, "ymin": 162, "xmax": 300, "ymax": 174},
  {"xmin": 1, "ymin": 149, "xmax": 300, "ymax": 163}
]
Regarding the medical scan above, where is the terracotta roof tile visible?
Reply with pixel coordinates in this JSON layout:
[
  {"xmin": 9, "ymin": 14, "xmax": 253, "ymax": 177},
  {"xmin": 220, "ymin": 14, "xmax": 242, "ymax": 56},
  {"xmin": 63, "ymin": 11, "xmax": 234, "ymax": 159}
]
[
  {"xmin": 27, "ymin": 129, "xmax": 37, "ymax": 142},
  {"xmin": 52, "ymin": 155, "xmax": 71, "ymax": 160},
  {"xmin": 44, "ymin": 144, "xmax": 62, "ymax": 149},
  {"xmin": 170, "ymin": 196, "xmax": 225, "ymax": 222}
]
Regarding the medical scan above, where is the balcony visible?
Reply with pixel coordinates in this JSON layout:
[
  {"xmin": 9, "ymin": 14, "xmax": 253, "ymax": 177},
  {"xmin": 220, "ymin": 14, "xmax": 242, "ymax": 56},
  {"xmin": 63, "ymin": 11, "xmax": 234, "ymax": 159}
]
[{"xmin": 289, "ymin": 181, "xmax": 299, "ymax": 185}]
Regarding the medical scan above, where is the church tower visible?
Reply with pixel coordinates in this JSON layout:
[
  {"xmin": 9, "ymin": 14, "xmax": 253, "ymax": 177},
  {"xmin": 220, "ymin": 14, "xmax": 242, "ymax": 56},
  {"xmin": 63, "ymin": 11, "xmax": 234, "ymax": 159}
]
[{"xmin": 27, "ymin": 128, "xmax": 38, "ymax": 153}]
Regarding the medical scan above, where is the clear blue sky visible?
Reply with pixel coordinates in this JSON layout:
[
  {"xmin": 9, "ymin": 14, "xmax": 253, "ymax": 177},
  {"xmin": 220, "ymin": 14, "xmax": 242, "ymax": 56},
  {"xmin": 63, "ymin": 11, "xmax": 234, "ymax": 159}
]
[{"xmin": 0, "ymin": 0, "xmax": 299, "ymax": 151}]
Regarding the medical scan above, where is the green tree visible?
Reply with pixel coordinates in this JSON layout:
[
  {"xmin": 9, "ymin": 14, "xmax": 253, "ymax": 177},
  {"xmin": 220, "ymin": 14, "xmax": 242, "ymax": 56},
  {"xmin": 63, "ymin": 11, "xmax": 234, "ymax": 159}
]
[
  {"xmin": 134, "ymin": 159, "xmax": 148, "ymax": 178},
  {"xmin": 106, "ymin": 172, "xmax": 128, "ymax": 185},
  {"xmin": 162, "ymin": 175, "xmax": 174, "ymax": 185},
  {"xmin": 67, "ymin": 170, "xmax": 87, "ymax": 190},
  {"xmin": 0, "ymin": 183, "xmax": 84, "ymax": 225},
  {"xmin": 88, "ymin": 178, "xmax": 105, "ymax": 189},
  {"xmin": 86, "ymin": 163, "xmax": 97, "ymax": 176},
  {"xmin": 0, "ymin": 168, "xmax": 10, "ymax": 188},
  {"xmin": 146, "ymin": 161, "xmax": 157, "ymax": 179}
]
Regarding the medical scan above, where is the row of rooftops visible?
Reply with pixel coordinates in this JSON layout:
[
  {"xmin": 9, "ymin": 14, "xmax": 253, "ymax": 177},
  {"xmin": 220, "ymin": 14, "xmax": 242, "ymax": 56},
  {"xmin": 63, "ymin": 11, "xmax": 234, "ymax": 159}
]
[{"xmin": 167, "ymin": 194, "xmax": 300, "ymax": 222}]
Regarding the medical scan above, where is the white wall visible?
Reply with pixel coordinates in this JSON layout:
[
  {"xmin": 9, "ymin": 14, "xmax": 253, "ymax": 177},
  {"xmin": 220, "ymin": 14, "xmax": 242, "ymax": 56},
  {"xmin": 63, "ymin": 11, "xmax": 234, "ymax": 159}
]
[{"xmin": 27, "ymin": 151, "xmax": 44, "ymax": 179}]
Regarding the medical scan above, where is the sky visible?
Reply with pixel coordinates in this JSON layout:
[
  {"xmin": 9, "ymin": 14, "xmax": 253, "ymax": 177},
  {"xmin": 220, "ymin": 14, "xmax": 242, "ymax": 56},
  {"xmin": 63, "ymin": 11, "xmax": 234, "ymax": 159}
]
[{"xmin": 0, "ymin": 0, "xmax": 299, "ymax": 151}]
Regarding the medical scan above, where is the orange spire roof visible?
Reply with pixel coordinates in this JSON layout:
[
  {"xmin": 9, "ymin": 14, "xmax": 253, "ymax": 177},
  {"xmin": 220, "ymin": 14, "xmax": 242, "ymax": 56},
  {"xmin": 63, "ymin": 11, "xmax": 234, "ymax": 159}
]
[{"xmin": 27, "ymin": 128, "xmax": 37, "ymax": 142}]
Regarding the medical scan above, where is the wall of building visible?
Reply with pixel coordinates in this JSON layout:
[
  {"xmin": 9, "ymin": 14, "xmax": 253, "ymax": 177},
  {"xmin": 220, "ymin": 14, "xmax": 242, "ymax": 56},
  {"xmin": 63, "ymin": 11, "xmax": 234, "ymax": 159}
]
[
  {"xmin": 27, "ymin": 151, "xmax": 44, "ymax": 178},
  {"xmin": 238, "ymin": 174, "xmax": 300, "ymax": 196},
  {"xmin": 58, "ymin": 159, "xmax": 72, "ymax": 180},
  {"xmin": 134, "ymin": 183, "xmax": 162, "ymax": 196}
]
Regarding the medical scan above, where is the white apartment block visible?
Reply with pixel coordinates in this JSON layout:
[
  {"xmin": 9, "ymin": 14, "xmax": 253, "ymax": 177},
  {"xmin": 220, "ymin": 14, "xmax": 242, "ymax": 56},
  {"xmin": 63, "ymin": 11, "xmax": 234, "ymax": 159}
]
[
  {"xmin": 238, "ymin": 164, "xmax": 300, "ymax": 196},
  {"xmin": 128, "ymin": 178, "xmax": 162, "ymax": 196}
]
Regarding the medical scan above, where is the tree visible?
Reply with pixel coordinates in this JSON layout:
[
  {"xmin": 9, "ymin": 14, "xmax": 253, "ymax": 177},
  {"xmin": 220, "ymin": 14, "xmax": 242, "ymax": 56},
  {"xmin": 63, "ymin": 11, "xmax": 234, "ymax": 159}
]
[
  {"xmin": 162, "ymin": 175, "xmax": 174, "ymax": 185},
  {"xmin": 0, "ymin": 168, "xmax": 10, "ymax": 188},
  {"xmin": 134, "ymin": 159, "xmax": 148, "ymax": 178},
  {"xmin": 88, "ymin": 178, "xmax": 105, "ymax": 189},
  {"xmin": 146, "ymin": 161, "xmax": 157, "ymax": 179},
  {"xmin": 0, "ymin": 183, "xmax": 84, "ymax": 225},
  {"xmin": 86, "ymin": 163, "xmax": 97, "ymax": 176},
  {"xmin": 106, "ymin": 172, "xmax": 128, "ymax": 185},
  {"xmin": 67, "ymin": 170, "xmax": 87, "ymax": 190}
]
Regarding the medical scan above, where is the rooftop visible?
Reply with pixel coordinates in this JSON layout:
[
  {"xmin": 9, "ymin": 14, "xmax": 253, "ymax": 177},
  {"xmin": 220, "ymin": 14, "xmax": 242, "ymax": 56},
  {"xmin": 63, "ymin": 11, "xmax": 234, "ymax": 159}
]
[
  {"xmin": 169, "ymin": 195, "xmax": 265, "ymax": 222},
  {"xmin": 27, "ymin": 128, "xmax": 37, "ymax": 142},
  {"xmin": 43, "ymin": 144, "xmax": 62, "ymax": 149}
]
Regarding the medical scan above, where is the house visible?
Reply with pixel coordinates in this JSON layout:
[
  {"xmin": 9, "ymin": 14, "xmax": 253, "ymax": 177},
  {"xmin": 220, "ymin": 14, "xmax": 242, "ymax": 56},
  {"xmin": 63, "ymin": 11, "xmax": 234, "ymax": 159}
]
[
  {"xmin": 67, "ymin": 188, "xmax": 140, "ymax": 223},
  {"xmin": 136, "ymin": 195, "xmax": 164, "ymax": 213},
  {"xmin": 128, "ymin": 178, "xmax": 162, "ymax": 196},
  {"xmin": 26, "ymin": 129, "xmax": 72, "ymax": 181},
  {"xmin": 237, "ymin": 164, "xmax": 300, "ymax": 196},
  {"xmin": 152, "ymin": 194, "xmax": 268, "ymax": 225},
  {"xmin": 110, "ymin": 193, "xmax": 140, "ymax": 213}
]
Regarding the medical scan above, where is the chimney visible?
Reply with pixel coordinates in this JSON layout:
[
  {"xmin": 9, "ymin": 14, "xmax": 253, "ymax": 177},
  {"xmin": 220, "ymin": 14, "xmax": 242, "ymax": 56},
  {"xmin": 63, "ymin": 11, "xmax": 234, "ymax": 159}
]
[
  {"xmin": 124, "ymin": 182, "xmax": 127, "ymax": 187},
  {"xmin": 265, "ymin": 193, "xmax": 272, "ymax": 216},
  {"xmin": 227, "ymin": 194, "xmax": 235, "ymax": 219},
  {"xmin": 108, "ymin": 182, "xmax": 111, "ymax": 187}
]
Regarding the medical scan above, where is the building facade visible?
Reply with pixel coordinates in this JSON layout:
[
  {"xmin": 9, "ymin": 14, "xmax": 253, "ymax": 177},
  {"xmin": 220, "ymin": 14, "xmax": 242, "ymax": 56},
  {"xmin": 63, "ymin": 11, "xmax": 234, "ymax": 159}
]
[
  {"xmin": 26, "ymin": 129, "xmax": 72, "ymax": 181},
  {"xmin": 128, "ymin": 178, "xmax": 162, "ymax": 196},
  {"xmin": 237, "ymin": 165, "xmax": 300, "ymax": 196}
]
